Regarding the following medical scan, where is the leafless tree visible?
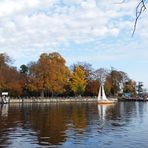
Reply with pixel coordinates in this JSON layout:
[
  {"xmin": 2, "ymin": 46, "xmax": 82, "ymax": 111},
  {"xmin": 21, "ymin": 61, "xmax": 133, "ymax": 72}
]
[{"xmin": 94, "ymin": 68, "xmax": 109, "ymax": 83}]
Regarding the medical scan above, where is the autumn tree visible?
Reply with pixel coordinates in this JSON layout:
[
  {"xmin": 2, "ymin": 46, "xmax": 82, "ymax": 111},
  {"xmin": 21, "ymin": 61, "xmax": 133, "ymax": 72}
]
[
  {"xmin": 5, "ymin": 67, "xmax": 22, "ymax": 96},
  {"xmin": 71, "ymin": 62, "xmax": 93, "ymax": 81},
  {"xmin": 0, "ymin": 53, "xmax": 22, "ymax": 96},
  {"xmin": 27, "ymin": 62, "xmax": 39, "ymax": 95},
  {"xmin": 123, "ymin": 80, "xmax": 136, "ymax": 96},
  {"xmin": 85, "ymin": 80, "xmax": 99, "ymax": 96},
  {"xmin": 28, "ymin": 52, "xmax": 70, "ymax": 97},
  {"xmin": 70, "ymin": 65, "xmax": 86, "ymax": 96},
  {"xmin": 71, "ymin": 62, "xmax": 95, "ymax": 96},
  {"xmin": 0, "ymin": 53, "xmax": 11, "ymax": 90},
  {"xmin": 47, "ymin": 52, "xmax": 71, "ymax": 96},
  {"xmin": 28, "ymin": 54, "xmax": 56, "ymax": 97}
]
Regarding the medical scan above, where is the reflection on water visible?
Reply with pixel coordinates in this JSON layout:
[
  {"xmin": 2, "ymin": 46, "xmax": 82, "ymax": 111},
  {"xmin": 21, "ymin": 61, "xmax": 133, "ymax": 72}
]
[
  {"xmin": 1, "ymin": 104, "xmax": 9, "ymax": 117},
  {"xmin": 97, "ymin": 104, "xmax": 114, "ymax": 128},
  {"xmin": 0, "ymin": 102, "xmax": 148, "ymax": 147}
]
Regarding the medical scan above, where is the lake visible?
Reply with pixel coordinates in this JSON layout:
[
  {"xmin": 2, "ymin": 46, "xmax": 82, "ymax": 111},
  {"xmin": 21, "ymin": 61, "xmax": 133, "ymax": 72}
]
[{"xmin": 0, "ymin": 102, "xmax": 148, "ymax": 148}]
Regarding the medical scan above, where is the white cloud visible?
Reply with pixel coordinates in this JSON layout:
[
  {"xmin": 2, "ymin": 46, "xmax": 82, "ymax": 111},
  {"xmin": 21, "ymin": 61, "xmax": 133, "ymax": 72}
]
[
  {"xmin": 0, "ymin": 0, "xmax": 56, "ymax": 17},
  {"xmin": 0, "ymin": 0, "xmax": 147, "ymax": 69}
]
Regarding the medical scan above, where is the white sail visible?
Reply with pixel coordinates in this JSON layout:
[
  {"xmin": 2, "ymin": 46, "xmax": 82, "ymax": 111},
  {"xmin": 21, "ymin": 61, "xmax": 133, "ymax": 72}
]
[
  {"xmin": 98, "ymin": 83, "xmax": 108, "ymax": 101},
  {"xmin": 102, "ymin": 84, "xmax": 108, "ymax": 101},
  {"xmin": 98, "ymin": 84, "xmax": 102, "ymax": 101}
]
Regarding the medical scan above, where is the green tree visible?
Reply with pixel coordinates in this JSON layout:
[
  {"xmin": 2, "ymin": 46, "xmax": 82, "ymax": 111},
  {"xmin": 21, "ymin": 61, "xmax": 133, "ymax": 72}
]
[
  {"xmin": 20, "ymin": 64, "xmax": 28, "ymax": 74},
  {"xmin": 70, "ymin": 65, "xmax": 86, "ymax": 96},
  {"xmin": 19, "ymin": 64, "xmax": 29, "ymax": 96}
]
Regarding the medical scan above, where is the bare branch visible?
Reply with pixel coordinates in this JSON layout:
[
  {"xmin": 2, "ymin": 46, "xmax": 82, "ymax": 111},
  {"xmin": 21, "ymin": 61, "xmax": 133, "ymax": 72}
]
[
  {"xmin": 132, "ymin": 0, "xmax": 146, "ymax": 36},
  {"xmin": 114, "ymin": 0, "xmax": 147, "ymax": 36}
]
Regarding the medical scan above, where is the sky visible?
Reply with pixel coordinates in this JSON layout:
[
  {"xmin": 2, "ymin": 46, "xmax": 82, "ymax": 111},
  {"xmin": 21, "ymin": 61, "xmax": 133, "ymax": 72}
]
[{"xmin": 0, "ymin": 0, "xmax": 148, "ymax": 88}]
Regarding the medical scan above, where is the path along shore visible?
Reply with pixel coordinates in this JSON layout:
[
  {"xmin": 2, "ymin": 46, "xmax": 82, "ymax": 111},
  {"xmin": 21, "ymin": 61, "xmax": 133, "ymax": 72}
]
[{"xmin": 2, "ymin": 97, "xmax": 98, "ymax": 103}]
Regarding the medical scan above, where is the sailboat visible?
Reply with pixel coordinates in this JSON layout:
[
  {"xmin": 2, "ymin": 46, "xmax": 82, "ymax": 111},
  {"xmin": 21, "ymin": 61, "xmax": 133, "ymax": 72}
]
[{"xmin": 98, "ymin": 83, "xmax": 115, "ymax": 104}]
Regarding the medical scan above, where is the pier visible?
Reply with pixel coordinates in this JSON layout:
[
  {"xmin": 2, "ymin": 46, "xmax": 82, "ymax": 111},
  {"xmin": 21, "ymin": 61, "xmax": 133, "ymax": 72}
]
[{"xmin": 118, "ymin": 97, "xmax": 148, "ymax": 102}]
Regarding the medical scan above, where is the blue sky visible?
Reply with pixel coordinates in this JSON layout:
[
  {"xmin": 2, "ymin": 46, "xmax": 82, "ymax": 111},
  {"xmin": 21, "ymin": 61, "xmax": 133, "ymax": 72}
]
[{"xmin": 0, "ymin": 0, "xmax": 148, "ymax": 89}]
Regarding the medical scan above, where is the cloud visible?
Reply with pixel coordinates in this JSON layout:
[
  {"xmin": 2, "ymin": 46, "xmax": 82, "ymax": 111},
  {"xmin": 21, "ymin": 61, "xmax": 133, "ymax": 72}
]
[
  {"xmin": 0, "ymin": 0, "xmax": 56, "ymax": 17},
  {"xmin": 0, "ymin": 0, "xmax": 147, "ymax": 69}
]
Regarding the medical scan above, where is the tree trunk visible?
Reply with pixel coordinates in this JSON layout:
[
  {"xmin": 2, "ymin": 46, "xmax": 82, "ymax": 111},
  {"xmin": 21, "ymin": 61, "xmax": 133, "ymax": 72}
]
[
  {"xmin": 41, "ymin": 90, "xmax": 44, "ymax": 98},
  {"xmin": 51, "ymin": 91, "xmax": 54, "ymax": 98}
]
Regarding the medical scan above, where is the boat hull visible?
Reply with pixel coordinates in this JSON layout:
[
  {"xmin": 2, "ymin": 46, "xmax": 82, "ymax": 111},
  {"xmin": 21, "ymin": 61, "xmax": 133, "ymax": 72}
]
[{"xmin": 97, "ymin": 100, "xmax": 115, "ymax": 104}]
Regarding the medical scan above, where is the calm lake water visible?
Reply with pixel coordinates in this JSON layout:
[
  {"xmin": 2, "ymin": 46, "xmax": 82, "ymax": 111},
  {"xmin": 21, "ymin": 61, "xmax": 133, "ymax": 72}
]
[{"xmin": 0, "ymin": 102, "xmax": 148, "ymax": 148}]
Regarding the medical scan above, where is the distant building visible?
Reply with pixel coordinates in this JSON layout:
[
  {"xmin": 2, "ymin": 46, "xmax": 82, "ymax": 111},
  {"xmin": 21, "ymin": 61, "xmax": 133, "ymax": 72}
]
[
  {"xmin": 2, "ymin": 92, "xmax": 8, "ymax": 96},
  {"xmin": 124, "ymin": 92, "xmax": 132, "ymax": 97}
]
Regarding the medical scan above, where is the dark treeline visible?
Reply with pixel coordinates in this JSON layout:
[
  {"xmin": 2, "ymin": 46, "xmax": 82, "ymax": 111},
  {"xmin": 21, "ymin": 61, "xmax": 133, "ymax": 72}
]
[{"xmin": 0, "ymin": 52, "xmax": 137, "ymax": 97}]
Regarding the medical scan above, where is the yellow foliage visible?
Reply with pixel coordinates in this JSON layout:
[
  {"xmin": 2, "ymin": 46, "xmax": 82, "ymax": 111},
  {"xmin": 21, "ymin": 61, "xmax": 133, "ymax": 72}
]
[{"xmin": 70, "ymin": 66, "xmax": 86, "ymax": 96}]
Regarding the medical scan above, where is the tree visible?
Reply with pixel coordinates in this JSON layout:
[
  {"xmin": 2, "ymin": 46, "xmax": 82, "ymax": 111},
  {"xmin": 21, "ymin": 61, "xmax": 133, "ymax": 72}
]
[
  {"xmin": 19, "ymin": 64, "xmax": 29, "ymax": 96},
  {"xmin": 110, "ymin": 69, "xmax": 123, "ymax": 96},
  {"xmin": 94, "ymin": 68, "xmax": 109, "ymax": 83},
  {"xmin": 20, "ymin": 64, "xmax": 28, "ymax": 74},
  {"xmin": 0, "ymin": 53, "xmax": 11, "ymax": 68},
  {"xmin": 27, "ymin": 62, "xmax": 40, "ymax": 95},
  {"xmin": 85, "ymin": 80, "xmax": 99, "ymax": 96},
  {"xmin": 136, "ymin": 82, "xmax": 144, "ymax": 96},
  {"xmin": 71, "ymin": 62, "xmax": 93, "ymax": 81},
  {"xmin": 123, "ymin": 80, "xmax": 136, "ymax": 96},
  {"xmin": 0, "ymin": 66, "xmax": 22, "ymax": 96},
  {"xmin": 28, "ymin": 52, "xmax": 70, "ymax": 97},
  {"xmin": 70, "ymin": 65, "xmax": 86, "ymax": 96},
  {"xmin": 0, "ymin": 53, "xmax": 22, "ymax": 96},
  {"xmin": 108, "ymin": 68, "xmax": 129, "ymax": 96},
  {"xmin": 47, "ymin": 52, "xmax": 71, "ymax": 96},
  {"xmin": 71, "ymin": 62, "xmax": 95, "ymax": 96},
  {"xmin": 5, "ymin": 67, "xmax": 22, "ymax": 96},
  {"xmin": 104, "ymin": 75, "xmax": 113, "ymax": 96}
]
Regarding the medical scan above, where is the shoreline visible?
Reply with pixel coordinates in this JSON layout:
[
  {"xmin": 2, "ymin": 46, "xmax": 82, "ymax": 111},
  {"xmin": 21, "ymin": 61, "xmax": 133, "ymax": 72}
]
[
  {"xmin": 3, "ymin": 96, "xmax": 148, "ymax": 104},
  {"xmin": 7, "ymin": 97, "xmax": 98, "ymax": 103}
]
